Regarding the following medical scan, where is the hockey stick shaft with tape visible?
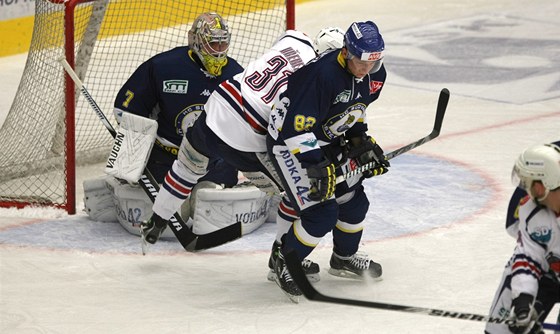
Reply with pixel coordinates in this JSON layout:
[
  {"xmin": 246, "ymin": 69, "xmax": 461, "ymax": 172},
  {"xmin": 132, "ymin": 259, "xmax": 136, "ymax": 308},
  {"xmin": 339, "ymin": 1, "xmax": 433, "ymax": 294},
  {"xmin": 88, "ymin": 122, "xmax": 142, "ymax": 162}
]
[
  {"xmin": 284, "ymin": 250, "xmax": 560, "ymax": 331},
  {"xmin": 59, "ymin": 58, "xmax": 242, "ymax": 252},
  {"xmin": 336, "ymin": 88, "xmax": 449, "ymax": 184}
]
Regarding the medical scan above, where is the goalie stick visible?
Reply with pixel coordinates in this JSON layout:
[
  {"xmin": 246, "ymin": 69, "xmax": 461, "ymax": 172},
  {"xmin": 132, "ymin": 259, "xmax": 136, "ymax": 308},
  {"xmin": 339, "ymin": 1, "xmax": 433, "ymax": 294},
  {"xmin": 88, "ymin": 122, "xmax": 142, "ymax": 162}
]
[
  {"xmin": 59, "ymin": 58, "xmax": 242, "ymax": 252},
  {"xmin": 284, "ymin": 251, "xmax": 560, "ymax": 331},
  {"xmin": 336, "ymin": 88, "xmax": 449, "ymax": 184}
]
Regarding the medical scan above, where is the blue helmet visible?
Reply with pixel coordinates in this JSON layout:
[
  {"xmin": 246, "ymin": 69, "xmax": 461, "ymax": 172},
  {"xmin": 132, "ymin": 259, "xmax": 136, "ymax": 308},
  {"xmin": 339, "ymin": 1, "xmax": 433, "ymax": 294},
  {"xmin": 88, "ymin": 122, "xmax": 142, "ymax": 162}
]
[{"xmin": 344, "ymin": 21, "xmax": 384, "ymax": 64}]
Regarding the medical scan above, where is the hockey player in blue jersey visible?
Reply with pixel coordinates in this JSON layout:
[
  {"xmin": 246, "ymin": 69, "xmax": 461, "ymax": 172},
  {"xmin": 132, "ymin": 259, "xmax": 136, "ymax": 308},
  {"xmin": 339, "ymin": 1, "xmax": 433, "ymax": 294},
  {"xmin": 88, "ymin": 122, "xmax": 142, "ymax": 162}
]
[
  {"xmin": 113, "ymin": 12, "xmax": 242, "ymax": 184},
  {"xmin": 267, "ymin": 21, "xmax": 390, "ymax": 299},
  {"xmin": 83, "ymin": 13, "xmax": 243, "ymax": 235}
]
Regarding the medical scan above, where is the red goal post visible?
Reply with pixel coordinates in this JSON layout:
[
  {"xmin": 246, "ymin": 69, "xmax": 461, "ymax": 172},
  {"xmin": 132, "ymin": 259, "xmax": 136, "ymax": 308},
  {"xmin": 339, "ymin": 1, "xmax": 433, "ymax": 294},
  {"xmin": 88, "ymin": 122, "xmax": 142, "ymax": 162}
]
[{"xmin": 0, "ymin": 0, "xmax": 295, "ymax": 214}]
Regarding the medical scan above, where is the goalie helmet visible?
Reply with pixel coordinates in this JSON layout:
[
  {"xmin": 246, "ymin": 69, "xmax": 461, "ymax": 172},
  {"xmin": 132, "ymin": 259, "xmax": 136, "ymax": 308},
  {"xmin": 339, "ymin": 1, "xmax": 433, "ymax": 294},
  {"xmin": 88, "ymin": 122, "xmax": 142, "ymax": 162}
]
[
  {"xmin": 313, "ymin": 27, "xmax": 344, "ymax": 54},
  {"xmin": 188, "ymin": 12, "xmax": 231, "ymax": 76},
  {"xmin": 511, "ymin": 143, "xmax": 560, "ymax": 195},
  {"xmin": 344, "ymin": 21, "xmax": 384, "ymax": 73}
]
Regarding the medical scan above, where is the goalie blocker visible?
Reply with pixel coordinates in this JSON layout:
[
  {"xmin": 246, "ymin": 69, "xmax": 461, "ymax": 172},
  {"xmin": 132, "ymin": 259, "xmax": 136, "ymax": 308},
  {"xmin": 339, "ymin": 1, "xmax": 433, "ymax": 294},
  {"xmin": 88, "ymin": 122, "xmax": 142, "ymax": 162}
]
[{"xmin": 83, "ymin": 176, "xmax": 279, "ymax": 237}]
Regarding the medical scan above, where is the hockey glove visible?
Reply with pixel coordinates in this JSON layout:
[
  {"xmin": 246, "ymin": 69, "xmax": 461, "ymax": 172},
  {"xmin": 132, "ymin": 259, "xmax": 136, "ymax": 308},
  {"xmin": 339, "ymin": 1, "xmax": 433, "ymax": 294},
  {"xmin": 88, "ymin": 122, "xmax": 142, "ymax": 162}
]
[
  {"xmin": 347, "ymin": 134, "xmax": 390, "ymax": 178},
  {"xmin": 306, "ymin": 158, "xmax": 336, "ymax": 202},
  {"xmin": 508, "ymin": 293, "xmax": 540, "ymax": 334}
]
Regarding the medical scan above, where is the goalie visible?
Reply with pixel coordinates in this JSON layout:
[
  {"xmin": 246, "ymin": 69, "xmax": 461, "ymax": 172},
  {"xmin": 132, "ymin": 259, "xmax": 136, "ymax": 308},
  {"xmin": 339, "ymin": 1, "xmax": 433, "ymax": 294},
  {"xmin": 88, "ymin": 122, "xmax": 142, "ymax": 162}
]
[{"xmin": 83, "ymin": 12, "xmax": 278, "ymax": 237}]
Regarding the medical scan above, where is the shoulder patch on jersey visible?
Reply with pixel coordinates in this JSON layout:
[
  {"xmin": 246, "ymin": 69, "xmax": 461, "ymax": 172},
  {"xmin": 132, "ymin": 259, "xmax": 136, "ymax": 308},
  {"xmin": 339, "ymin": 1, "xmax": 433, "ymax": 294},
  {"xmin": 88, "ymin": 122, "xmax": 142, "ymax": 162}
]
[
  {"xmin": 369, "ymin": 81, "xmax": 383, "ymax": 94},
  {"xmin": 334, "ymin": 90, "xmax": 351, "ymax": 104},
  {"xmin": 519, "ymin": 195, "xmax": 530, "ymax": 206},
  {"xmin": 163, "ymin": 80, "xmax": 189, "ymax": 94},
  {"xmin": 530, "ymin": 226, "xmax": 552, "ymax": 244}
]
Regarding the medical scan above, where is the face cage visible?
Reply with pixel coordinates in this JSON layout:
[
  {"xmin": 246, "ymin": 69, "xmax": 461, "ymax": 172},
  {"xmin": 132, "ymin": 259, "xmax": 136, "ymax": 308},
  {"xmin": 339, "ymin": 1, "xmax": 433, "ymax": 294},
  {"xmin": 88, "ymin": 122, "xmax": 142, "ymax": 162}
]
[{"xmin": 196, "ymin": 34, "xmax": 230, "ymax": 76}]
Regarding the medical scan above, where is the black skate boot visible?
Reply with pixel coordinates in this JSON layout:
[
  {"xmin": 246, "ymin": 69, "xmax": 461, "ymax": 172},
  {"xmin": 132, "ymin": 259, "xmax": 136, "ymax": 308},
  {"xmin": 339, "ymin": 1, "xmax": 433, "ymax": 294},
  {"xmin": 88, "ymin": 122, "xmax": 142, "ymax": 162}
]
[
  {"xmin": 267, "ymin": 241, "xmax": 320, "ymax": 282},
  {"xmin": 273, "ymin": 250, "xmax": 302, "ymax": 303},
  {"xmin": 140, "ymin": 213, "xmax": 167, "ymax": 255},
  {"xmin": 328, "ymin": 251, "xmax": 382, "ymax": 280}
]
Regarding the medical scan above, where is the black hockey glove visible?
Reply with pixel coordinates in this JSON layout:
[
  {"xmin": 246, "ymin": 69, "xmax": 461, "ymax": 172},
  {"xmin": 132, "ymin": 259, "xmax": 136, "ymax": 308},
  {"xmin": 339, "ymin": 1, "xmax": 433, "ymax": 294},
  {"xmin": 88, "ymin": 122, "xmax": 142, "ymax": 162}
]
[
  {"xmin": 509, "ymin": 293, "xmax": 540, "ymax": 334},
  {"xmin": 347, "ymin": 134, "xmax": 390, "ymax": 178},
  {"xmin": 306, "ymin": 158, "xmax": 336, "ymax": 202}
]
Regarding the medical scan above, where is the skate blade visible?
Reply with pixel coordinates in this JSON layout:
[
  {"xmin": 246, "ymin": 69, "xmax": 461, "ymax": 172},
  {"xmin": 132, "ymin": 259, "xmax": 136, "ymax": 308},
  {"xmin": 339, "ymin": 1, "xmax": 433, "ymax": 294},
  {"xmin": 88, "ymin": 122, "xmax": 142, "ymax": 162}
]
[
  {"xmin": 267, "ymin": 269, "xmax": 321, "ymax": 283},
  {"xmin": 141, "ymin": 233, "xmax": 149, "ymax": 256},
  {"xmin": 272, "ymin": 276, "xmax": 301, "ymax": 304},
  {"xmin": 328, "ymin": 268, "xmax": 383, "ymax": 281}
]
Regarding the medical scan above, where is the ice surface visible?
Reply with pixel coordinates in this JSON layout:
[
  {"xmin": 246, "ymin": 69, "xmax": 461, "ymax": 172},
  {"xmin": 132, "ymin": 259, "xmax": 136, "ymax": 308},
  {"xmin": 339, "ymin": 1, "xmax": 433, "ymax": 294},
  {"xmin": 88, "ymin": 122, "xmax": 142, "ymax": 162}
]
[{"xmin": 1, "ymin": 0, "xmax": 559, "ymax": 333}]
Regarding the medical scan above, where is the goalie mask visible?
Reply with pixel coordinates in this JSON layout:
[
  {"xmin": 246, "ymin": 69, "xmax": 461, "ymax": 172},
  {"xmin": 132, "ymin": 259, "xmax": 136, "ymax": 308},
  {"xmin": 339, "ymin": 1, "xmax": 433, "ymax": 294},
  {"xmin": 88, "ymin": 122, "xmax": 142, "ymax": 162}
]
[
  {"xmin": 511, "ymin": 143, "xmax": 560, "ymax": 200},
  {"xmin": 344, "ymin": 21, "xmax": 385, "ymax": 74},
  {"xmin": 188, "ymin": 12, "xmax": 231, "ymax": 76},
  {"xmin": 313, "ymin": 27, "xmax": 345, "ymax": 54}
]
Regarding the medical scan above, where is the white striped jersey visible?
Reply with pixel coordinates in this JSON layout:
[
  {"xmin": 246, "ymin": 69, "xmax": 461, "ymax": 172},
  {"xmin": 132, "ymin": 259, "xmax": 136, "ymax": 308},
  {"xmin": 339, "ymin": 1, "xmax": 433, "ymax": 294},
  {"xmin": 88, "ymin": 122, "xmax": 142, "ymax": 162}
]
[
  {"xmin": 204, "ymin": 30, "xmax": 317, "ymax": 152},
  {"xmin": 511, "ymin": 196, "xmax": 560, "ymax": 299}
]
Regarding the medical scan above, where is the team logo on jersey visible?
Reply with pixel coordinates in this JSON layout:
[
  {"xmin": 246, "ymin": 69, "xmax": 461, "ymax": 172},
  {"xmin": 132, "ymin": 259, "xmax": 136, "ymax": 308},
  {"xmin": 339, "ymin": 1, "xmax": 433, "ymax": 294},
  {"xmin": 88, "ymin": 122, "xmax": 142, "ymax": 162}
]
[
  {"xmin": 369, "ymin": 81, "xmax": 383, "ymax": 94},
  {"xmin": 175, "ymin": 104, "xmax": 204, "ymax": 136},
  {"xmin": 163, "ymin": 80, "xmax": 188, "ymax": 94},
  {"xmin": 334, "ymin": 90, "xmax": 351, "ymax": 104},
  {"xmin": 300, "ymin": 138, "xmax": 318, "ymax": 148},
  {"xmin": 530, "ymin": 227, "xmax": 552, "ymax": 244},
  {"xmin": 336, "ymin": 114, "xmax": 355, "ymax": 132},
  {"xmin": 323, "ymin": 104, "xmax": 365, "ymax": 138}
]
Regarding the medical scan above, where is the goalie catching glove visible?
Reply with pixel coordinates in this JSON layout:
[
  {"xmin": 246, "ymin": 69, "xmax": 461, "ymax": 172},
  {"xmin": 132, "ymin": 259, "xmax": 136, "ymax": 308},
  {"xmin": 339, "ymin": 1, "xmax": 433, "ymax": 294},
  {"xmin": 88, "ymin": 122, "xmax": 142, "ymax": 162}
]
[
  {"xmin": 307, "ymin": 158, "xmax": 336, "ymax": 202},
  {"xmin": 347, "ymin": 134, "xmax": 390, "ymax": 178}
]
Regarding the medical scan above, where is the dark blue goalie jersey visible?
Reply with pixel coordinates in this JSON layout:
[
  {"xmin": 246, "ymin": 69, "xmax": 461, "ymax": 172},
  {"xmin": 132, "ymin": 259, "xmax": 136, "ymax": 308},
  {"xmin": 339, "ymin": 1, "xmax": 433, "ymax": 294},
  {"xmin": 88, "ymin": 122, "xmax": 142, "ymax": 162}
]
[{"xmin": 114, "ymin": 46, "xmax": 243, "ymax": 147}]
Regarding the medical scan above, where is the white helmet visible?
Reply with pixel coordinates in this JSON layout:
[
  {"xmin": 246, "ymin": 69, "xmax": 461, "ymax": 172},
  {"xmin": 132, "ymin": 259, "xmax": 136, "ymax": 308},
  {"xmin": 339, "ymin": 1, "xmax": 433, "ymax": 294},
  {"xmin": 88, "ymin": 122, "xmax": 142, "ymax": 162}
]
[
  {"xmin": 313, "ymin": 27, "xmax": 344, "ymax": 54},
  {"xmin": 512, "ymin": 143, "xmax": 560, "ymax": 197}
]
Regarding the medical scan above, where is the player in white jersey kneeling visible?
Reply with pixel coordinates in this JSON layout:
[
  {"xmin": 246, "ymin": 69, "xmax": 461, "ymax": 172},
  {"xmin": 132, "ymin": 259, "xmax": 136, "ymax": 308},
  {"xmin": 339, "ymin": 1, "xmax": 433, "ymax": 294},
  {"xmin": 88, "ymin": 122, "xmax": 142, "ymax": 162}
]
[{"xmin": 485, "ymin": 143, "xmax": 560, "ymax": 334}]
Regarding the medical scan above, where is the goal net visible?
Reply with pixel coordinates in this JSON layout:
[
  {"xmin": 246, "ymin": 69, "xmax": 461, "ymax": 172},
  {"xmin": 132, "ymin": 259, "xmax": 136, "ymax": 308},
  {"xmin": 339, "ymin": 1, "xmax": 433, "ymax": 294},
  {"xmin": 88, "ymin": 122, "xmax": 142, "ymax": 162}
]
[{"xmin": 0, "ymin": 0, "xmax": 294, "ymax": 213}]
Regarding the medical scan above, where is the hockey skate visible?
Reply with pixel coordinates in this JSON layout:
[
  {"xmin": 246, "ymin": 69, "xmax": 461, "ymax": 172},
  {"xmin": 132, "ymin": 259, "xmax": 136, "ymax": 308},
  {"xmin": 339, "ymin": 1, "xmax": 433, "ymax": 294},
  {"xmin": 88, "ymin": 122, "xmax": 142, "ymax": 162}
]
[
  {"xmin": 328, "ymin": 251, "xmax": 383, "ymax": 280},
  {"xmin": 273, "ymin": 251, "xmax": 302, "ymax": 303},
  {"xmin": 267, "ymin": 241, "xmax": 321, "ymax": 282},
  {"xmin": 140, "ymin": 213, "xmax": 167, "ymax": 255}
]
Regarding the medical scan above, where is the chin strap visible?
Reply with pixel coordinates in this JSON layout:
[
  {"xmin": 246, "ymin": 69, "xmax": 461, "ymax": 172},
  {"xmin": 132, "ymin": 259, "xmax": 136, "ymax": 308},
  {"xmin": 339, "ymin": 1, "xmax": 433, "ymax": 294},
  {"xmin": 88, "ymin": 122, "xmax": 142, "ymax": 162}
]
[{"xmin": 535, "ymin": 188, "xmax": 550, "ymax": 202}]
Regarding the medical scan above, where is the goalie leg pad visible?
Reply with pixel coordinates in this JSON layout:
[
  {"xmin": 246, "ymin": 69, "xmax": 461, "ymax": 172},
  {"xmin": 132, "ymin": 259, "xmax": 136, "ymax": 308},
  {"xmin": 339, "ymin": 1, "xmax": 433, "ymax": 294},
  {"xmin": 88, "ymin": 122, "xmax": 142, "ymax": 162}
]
[
  {"xmin": 105, "ymin": 177, "xmax": 175, "ymax": 239},
  {"xmin": 190, "ymin": 184, "xmax": 276, "ymax": 236},
  {"xmin": 242, "ymin": 171, "xmax": 281, "ymax": 195},
  {"xmin": 83, "ymin": 176, "xmax": 118, "ymax": 222}
]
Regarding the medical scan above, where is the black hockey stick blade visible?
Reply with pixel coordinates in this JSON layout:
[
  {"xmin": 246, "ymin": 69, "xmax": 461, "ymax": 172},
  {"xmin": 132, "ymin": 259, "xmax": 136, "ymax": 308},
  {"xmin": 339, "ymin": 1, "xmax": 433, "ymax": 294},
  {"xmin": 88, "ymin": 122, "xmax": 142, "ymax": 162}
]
[
  {"xmin": 284, "ymin": 250, "xmax": 560, "ymax": 331},
  {"xmin": 138, "ymin": 172, "xmax": 242, "ymax": 252},
  {"xmin": 186, "ymin": 222, "xmax": 243, "ymax": 252}
]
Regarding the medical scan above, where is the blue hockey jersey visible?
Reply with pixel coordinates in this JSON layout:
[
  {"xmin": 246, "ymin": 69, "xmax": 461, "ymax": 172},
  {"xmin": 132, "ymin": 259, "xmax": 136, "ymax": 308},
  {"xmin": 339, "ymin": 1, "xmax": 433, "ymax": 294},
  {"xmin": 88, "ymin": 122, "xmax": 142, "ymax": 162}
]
[
  {"xmin": 269, "ymin": 50, "xmax": 387, "ymax": 166},
  {"xmin": 114, "ymin": 46, "xmax": 243, "ymax": 148}
]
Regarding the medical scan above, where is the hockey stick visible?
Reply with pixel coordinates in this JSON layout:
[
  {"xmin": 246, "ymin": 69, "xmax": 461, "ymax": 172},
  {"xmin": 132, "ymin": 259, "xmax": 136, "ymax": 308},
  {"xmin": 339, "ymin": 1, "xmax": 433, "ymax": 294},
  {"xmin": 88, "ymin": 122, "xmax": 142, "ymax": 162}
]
[
  {"xmin": 336, "ymin": 88, "xmax": 449, "ymax": 184},
  {"xmin": 59, "ymin": 58, "xmax": 242, "ymax": 252},
  {"xmin": 284, "ymin": 250, "xmax": 560, "ymax": 331}
]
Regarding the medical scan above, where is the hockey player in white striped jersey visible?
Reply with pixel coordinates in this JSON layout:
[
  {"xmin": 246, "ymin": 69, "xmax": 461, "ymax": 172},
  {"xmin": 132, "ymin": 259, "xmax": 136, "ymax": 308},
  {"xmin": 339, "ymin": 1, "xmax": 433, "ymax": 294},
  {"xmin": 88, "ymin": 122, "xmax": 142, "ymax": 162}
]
[
  {"xmin": 142, "ymin": 31, "xmax": 318, "ymax": 245},
  {"xmin": 485, "ymin": 143, "xmax": 560, "ymax": 334}
]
